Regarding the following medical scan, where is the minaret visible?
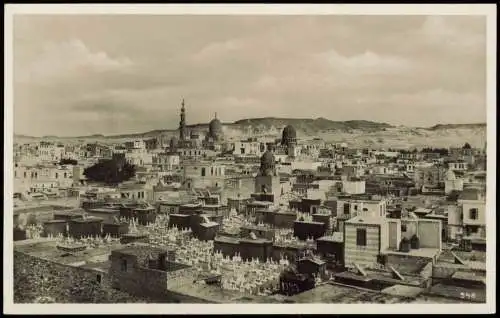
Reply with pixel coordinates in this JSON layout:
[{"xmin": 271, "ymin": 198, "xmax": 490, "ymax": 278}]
[{"xmin": 179, "ymin": 99, "xmax": 186, "ymax": 141}]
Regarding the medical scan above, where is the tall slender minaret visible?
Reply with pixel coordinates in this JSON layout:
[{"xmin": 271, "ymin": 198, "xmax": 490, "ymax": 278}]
[{"xmin": 179, "ymin": 99, "xmax": 186, "ymax": 140}]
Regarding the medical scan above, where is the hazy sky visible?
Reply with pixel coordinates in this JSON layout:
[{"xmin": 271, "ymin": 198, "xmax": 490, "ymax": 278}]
[{"xmin": 13, "ymin": 15, "xmax": 486, "ymax": 137}]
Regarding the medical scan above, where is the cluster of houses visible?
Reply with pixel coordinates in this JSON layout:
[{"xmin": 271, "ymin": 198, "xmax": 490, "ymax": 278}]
[{"xmin": 13, "ymin": 101, "xmax": 488, "ymax": 303}]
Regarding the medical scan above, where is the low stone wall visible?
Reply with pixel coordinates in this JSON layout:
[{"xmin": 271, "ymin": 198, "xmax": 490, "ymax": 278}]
[
  {"xmin": 14, "ymin": 251, "xmax": 150, "ymax": 303},
  {"xmin": 420, "ymin": 262, "xmax": 433, "ymax": 279}
]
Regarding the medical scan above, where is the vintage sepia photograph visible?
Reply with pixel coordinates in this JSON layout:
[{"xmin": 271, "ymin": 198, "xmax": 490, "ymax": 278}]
[{"xmin": 4, "ymin": 3, "xmax": 496, "ymax": 315}]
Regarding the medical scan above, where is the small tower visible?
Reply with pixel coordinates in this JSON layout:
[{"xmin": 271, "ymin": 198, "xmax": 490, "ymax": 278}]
[
  {"xmin": 179, "ymin": 99, "xmax": 187, "ymax": 141},
  {"xmin": 254, "ymin": 145, "xmax": 281, "ymax": 203}
]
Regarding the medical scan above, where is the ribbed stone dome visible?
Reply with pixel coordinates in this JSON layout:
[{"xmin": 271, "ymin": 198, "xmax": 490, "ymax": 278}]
[{"xmin": 208, "ymin": 117, "xmax": 223, "ymax": 140}]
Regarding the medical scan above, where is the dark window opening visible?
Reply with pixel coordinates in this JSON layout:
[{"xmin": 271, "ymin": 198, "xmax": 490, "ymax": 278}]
[
  {"xmin": 469, "ymin": 208, "xmax": 478, "ymax": 220},
  {"xmin": 121, "ymin": 259, "xmax": 127, "ymax": 271},
  {"xmin": 401, "ymin": 224, "xmax": 407, "ymax": 232},
  {"xmin": 96, "ymin": 274, "xmax": 102, "ymax": 284},
  {"xmin": 343, "ymin": 204, "xmax": 350, "ymax": 214},
  {"xmin": 356, "ymin": 228, "xmax": 367, "ymax": 246}
]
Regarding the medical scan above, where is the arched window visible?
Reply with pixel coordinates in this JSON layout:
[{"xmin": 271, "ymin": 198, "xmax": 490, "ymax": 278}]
[{"xmin": 201, "ymin": 167, "xmax": 206, "ymax": 177}]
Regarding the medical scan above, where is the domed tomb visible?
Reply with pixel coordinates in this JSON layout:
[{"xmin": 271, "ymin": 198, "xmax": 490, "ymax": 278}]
[
  {"xmin": 281, "ymin": 125, "xmax": 297, "ymax": 146},
  {"xmin": 207, "ymin": 113, "xmax": 223, "ymax": 141}
]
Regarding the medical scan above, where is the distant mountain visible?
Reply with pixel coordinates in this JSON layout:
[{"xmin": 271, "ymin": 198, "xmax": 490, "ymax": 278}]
[
  {"xmin": 230, "ymin": 117, "xmax": 393, "ymax": 132},
  {"xmin": 13, "ymin": 118, "xmax": 487, "ymax": 149},
  {"xmin": 428, "ymin": 123, "xmax": 487, "ymax": 131}
]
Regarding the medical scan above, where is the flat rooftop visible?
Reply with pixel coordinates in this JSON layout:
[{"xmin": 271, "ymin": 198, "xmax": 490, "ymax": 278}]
[
  {"xmin": 317, "ymin": 233, "xmax": 344, "ymax": 243},
  {"xmin": 203, "ymin": 204, "xmax": 222, "ymax": 208},
  {"xmin": 200, "ymin": 221, "xmax": 219, "ymax": 228},
  {"xmin": 133, "ymin": 207, "xmax": 156, "ymax": 211},
  {"xmin": 384, "ymin": 247, "xmax": 441, "ymax": 259},
  {"xmin": 87, "ymin": 208, "xmax": 120, "ymax": 213},
  {"xmin": 240, "ymin": 238, "xmax": 272, "ymax": 244},
  {"xmin": 14, "ymin": 238, "xmax": 121, "ymax": 266},
  {"xmin": 240, "ymin": 224, "xmax": 273, "ymax": 231},
  {"xmin": 70, "ymin": 217, "xmax": 104, "ymax": 223},
  {"xmin": 181, "ymin": 203, "xmax": 202, "ymax": 208},
  {"xmin": 294, "ymin": 221, "xmax": 325, "ymax": 226},
  {"xmin": 247, "ymin": 201, "xmax": 273, "ymax": 207},
  {"xmin": 14, "ymin": 205, "xmax": 79, "ymax": 214},
  {"xmin": 214, "ymin": 236, "xmax": 240, "ymax": 244},
  {"xmin": 345, "ymin": 216, "xmax": 386, "ymax": 225},
  {"xmin": 169, "ymin": 213, "xmax": 190, "ymax": 218},
  {"xmin": 43, "ymin": 219, "xmax": 68, "ymax": 224},
  {"xmin": 114, "ymin": 245, "xmax": 173, "ymax": 258}
]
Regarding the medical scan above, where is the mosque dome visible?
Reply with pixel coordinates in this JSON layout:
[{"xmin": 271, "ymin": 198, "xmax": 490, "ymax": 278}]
[
  {"xmin": 281, "ymin": 125, "xmax": 297, "ymax": 146},
  {"xmin": 208, "ymin": 114, "xmax": 223, "ymax": 141}
]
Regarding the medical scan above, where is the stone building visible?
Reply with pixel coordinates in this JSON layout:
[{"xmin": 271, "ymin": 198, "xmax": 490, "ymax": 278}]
[{"xmin": 253, "ymin": 146, "xmax": 281, "ymax": 204}]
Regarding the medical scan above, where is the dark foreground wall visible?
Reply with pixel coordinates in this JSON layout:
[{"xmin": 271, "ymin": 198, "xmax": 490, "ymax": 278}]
[{"xmin": 13, "ymin": 251, "xmax": 150, "ymax": 303}]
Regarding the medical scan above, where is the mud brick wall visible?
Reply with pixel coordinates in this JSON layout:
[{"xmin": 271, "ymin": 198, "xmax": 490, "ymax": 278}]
[
  {"xmin": 213, "ymin": 240, "xmax": 239, "ymax": 258},
  {"xmin": 108, "ymin": 253, "xmax": 170, "ymax": 301},
  {"xmin": 273, "ymin": 212, "xmax": 297, "ymax": 229},
  {"xmin": 110, "ymin": 265, "xmax": 170, "ymax": 301},
  {"xmin": 14, "ymin": 251, "xmax": 150, "ymax": 303},
  {"xmin": 271, "ymin": 244, "xmax": 304, "ymax": 263}
]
